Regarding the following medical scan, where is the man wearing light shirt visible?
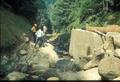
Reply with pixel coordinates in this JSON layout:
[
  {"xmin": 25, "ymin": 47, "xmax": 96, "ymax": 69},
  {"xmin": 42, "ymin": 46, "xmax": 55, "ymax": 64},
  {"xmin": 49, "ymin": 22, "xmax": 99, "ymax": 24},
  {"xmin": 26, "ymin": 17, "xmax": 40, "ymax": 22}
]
[{"xmin": 35, "ymin": 28, "xmax": 45, "ymax": 47}]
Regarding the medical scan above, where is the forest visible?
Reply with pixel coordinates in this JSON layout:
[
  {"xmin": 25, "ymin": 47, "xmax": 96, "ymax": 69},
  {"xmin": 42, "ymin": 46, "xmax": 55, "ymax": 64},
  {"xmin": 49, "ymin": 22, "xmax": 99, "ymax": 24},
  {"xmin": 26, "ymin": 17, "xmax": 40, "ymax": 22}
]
[{"xmin": 1, "ymin": 0, "xmax": 120, "ymax": 32}]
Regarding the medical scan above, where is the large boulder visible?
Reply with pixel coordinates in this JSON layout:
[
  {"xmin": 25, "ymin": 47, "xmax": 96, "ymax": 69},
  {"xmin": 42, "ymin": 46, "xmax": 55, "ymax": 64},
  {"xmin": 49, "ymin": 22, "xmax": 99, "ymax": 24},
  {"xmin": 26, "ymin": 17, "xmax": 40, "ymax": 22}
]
[
  {"xmin": 83, "ymin": 60, "xmax": 99, "ymax": 70},
  {"xmin": 77, "ymin": 68, "xmax": 101, "ymax": 80},
  {"xmin": 17, "ymin": 43, "xmax": 58, "ymax": 75},
  {"xmin": 76, "ymin": 57, "xmax": 90, "ymax": 70},
  {"xmin": 58, "ymin": 71, "xmax": 79, "ymax": 80},
  {"xmin": 83, "ymin": 50, "xmax": 104, "ymax": 70},
  {"xmin": 47, "ymin": 77, "xmax": 59, "ymax": 80},
  {"xmin": 58, "ymin": 68, "xmax": 101, "ymax": 80},
  {"xmin": 113, "ymin": 76, "xmax": 120, "ymax": 80},
  {"xmin": 31, "ymin": 59, "xmax": 50, "ymax": 74},
  {"xmin": 69, "ymin": 29, "xmax": 103, "ymax": 60},
  {"xmin": 106, "ymin": 32, "xmax": 120, "ymax": 48},
  {"xmin": 15, "ymin": 64, "xmax": 28, "ymax": 73},
  {"xmin": 21, "ymin": 33, "xmax": 30, "ymax": 43},
  {"xmin": 98, "ymin": 57, "xmax": 120, "ymax": 79},
  {"xmin": 0, "ymin": 53, "xmax": 19, "ymax": 74},
  {"xmin": 42, "ymin": 68, "xmax": 61, "ymax": 79},
  {"xmin": 19, "ymin": 52, "xmax": 50, "ymax": 75},
  {"xmin": 38, "ymin": 43, "xmax": 59, "ymax": 67},
  {"xmin": 114, "ymin": 49, "xmax": 120, "ymax": 59},
  {"xmin": 19, "ymin": 49, "xmax": 28, "ymax": 56},
  {"xmin": 54, "ymin": 59, "xmax": 80, "ymax": 72},
  {"xmin": 6, "ymin": 71, "xmax": 28, "ymax": 80}
]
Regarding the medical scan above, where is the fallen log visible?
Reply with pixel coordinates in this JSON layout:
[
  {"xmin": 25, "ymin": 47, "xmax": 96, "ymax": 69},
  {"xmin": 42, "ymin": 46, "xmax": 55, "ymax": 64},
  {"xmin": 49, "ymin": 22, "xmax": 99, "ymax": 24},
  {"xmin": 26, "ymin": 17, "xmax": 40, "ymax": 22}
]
[{"xmin": 86, "ymin": 25, "xmax": 120, "ymax": 33}]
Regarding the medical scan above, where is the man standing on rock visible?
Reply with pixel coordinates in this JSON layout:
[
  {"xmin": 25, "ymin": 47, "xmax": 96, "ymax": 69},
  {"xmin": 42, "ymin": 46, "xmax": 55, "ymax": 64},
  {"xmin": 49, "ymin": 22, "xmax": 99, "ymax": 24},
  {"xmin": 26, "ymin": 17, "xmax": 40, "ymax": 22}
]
[
  {"xmin": 31, "ymin": 23, "xmax": 38, "ymax": 43},
  {"xmin": 43, "ymin": 25, "xmax": 47, "ymax": 33},
  {"xmin": 42, "ymin": 25, "xmax": 48, "ymax": 43},
  {"xmin": 34, "ymin": 26, "xmax": 47, "ymax": 47}
]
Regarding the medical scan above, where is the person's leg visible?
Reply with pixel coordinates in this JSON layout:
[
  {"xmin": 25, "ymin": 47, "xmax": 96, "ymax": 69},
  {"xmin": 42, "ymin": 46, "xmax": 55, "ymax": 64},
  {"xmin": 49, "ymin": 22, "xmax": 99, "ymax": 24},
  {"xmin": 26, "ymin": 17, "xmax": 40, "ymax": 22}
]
[
  {"xmin": 41, "ymin": 37, "xmax": 44, "ymax": 47},
  {"xmin": 38, "ymin": 37, "xmax": 42, "ymax": 47},
  {"xmin": 34, "ymin": 37, "xmax": 38, "ymax": 47},
  {"xmin": 34, "ymin": 33, "xmax": 37, "ymax": 43},
  {"xmin": 33, "ymin": 32, "xmax": 36, "ymax": 43},
  {"xmin": 43, "ymin": 35, "xmax": 47, "ymax": 43},
  {"xmin": 41, "ymin": 36, "xmax": 46, "ymax": 47},
  {"xmin": 32, "ymin": 32, "xmax": 36, "ymax": 43}
]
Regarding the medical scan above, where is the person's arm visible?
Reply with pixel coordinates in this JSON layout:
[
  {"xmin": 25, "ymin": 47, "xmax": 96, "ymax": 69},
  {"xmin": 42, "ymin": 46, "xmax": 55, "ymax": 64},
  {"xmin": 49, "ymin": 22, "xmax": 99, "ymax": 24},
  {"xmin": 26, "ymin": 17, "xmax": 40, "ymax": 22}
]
[
  {"xmin": 31, "ymin": 26, "xmax": 34, "ymax": 31},
  {"xmin": 31, "ymin": 26, "xmax": 36, "ymax": 32},
  {"xmin": 35, "ymin": 31, "xmax": 38, "ymax": 36}
]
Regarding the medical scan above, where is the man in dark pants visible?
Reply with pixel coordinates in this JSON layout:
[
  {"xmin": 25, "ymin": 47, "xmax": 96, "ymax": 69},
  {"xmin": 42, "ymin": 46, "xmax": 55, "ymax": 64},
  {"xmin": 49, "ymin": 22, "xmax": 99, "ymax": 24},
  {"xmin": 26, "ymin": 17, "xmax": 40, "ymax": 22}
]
[
  {"xmin": 42, "ymin": 25, "xmax": 48, "ymax": 43},
  {"xmin": 31, "ymin": 23, "xmax": 37, "ymax": 43},
  {"xmin": 34, "ymin": 28, "xmax": 45, "ymax": 47},
  {"xmin": 35, "ymin": 26, "xmax": 48, "ymax": 47}
]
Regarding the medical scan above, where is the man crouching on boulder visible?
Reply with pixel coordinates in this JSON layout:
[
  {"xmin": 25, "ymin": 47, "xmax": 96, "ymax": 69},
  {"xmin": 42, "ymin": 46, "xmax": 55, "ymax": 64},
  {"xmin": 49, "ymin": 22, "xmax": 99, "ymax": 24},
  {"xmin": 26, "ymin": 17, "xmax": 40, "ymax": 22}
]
[{"xmin": 34, "ymin": 26, "xmax": 47, "ymax": 47}]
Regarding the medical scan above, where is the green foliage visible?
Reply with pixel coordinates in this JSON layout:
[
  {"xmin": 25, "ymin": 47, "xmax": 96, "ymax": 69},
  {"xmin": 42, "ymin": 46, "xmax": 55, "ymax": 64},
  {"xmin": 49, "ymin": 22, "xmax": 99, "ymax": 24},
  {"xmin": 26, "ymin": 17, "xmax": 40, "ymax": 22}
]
[
  {"xmin": 105, "ymin": 12, "xmax": 120, "ymax": 25},
  {"xmin": 49, "ymin": 0, "xmax": 74, "ymax": 32},
  {"xmin": 44, "ymin": 0, "xmax": 57, "ymax": 7},
  {"xmin": 1, "ymin": 0, "xmax": 119, "ymax": 33},
  {"xmin": 48, "ymin": 0, "xmax": 120, "ymax": 32}
]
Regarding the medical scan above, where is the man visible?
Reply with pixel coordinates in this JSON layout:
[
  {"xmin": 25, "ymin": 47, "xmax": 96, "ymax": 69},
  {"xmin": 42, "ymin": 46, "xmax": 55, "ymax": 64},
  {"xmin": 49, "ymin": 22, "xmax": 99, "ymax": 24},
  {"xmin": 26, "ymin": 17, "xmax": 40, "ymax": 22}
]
[
  {"xmin": 34, "ymin": 26, "xmax": 48, "ymax": 47},
  {"xmin": 34, "ymin": 28, "xmax": 45, "ymax": 47},
  {"xmin": 43, "ymin": 25, "xmax": 47, "ymax": 33},
  {"xmin": 31, "ymin": 23, "xmax": 37, "ymax": 43},
  {"xmin": 42, "ymin": 25, "xmax": 48, "ymax": 42}
]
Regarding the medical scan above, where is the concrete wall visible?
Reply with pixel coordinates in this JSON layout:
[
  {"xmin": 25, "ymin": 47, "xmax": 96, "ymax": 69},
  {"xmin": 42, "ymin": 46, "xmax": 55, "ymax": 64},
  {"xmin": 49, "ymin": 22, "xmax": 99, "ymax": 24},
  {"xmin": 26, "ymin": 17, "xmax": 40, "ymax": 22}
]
[{"xmin": 69, "ymin": 29, "xmax": 103, "ymax": 60}]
